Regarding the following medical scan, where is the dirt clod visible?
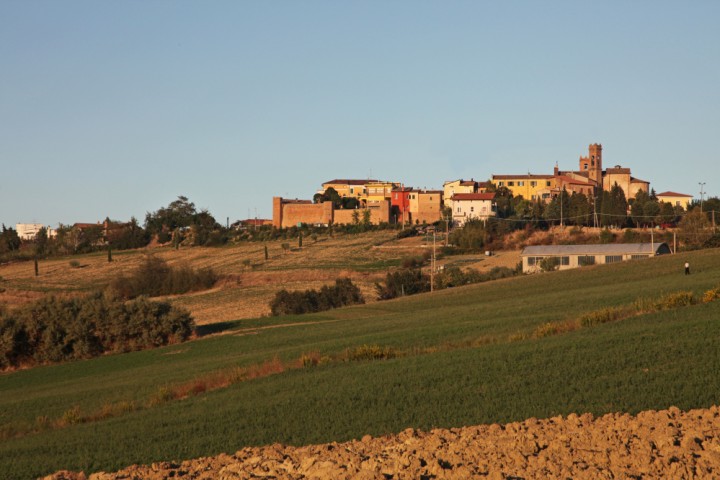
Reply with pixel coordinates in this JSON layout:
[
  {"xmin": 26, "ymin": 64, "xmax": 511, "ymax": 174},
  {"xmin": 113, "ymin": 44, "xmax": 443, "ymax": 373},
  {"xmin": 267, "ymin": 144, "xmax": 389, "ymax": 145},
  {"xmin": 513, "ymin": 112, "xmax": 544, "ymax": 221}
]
[{"xmin": 44, "ymin": 405, "xmax": 720, "ymax": 480}]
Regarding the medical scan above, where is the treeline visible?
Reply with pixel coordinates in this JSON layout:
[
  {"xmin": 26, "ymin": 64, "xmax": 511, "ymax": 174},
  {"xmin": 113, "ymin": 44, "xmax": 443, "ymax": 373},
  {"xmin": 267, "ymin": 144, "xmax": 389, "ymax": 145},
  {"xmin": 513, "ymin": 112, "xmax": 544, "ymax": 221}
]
[
  {"xmin": 269, "ymin": 262, "xmax": 518, "ymax": 316},
  {"xmin": 491, "ymin": 184, "xmax": 720, "ymax": 229},
  {"xmin": 375, "ymin": 265, "xmax": 518, "ymax": 300},
  {"xmin": 0, "ymin": 293, "xmax": 194, "ymax": 370}
]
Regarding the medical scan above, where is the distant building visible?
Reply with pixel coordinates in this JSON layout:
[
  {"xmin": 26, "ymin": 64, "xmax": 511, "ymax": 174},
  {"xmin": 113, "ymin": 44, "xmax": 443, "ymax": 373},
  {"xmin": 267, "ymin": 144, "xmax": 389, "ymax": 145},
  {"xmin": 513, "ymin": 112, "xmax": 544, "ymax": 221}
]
[
  {"xmin": 492, "ymin": 143, "xmax": 651, "ymax": 203},
  {"xmin": 520, "ymin": 243, "xmax": 671, "ymax": 274},
  {"xmin": 272, "ymin": 197, "xmax": 391, "ymax": 228},
  {"xmin": 16, "ymin": 223, "xmax": 56, "ymax": 240},
  {"xmin": 491, "ymin": 174, "xmax": 555, "ymax": 201},
  {"xmin": 317, "ymin": 179, "xmax": 375, "ymax": 200},
  {"xmin": 656, "ymin": 191, "xmax": 693, "ymax": 210},
  {"xmin": 443, "ymin": 179, "xmax": 490, "ymax": 206},
  {"xmin": 450, "ymin": 193, "xmax": 496, "ymax": 226},
  {"xmin": 561, "ymin": 144, "xmax": 650, "ymax": 201},
  {"xmin": 237, "ymin": 218, "xmax": 273, "ymax": 229}
]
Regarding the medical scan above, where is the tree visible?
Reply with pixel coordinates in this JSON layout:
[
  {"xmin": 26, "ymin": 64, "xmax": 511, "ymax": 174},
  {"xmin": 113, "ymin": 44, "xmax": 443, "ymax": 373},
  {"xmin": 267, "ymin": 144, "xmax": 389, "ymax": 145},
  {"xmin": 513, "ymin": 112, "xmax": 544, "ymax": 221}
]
[
  {"xmin": 493, "ymin": 187, "xmax": 514, "ymax": 219},
  {"xmin": 678, "ymin": 207, "xmax": 712, "ymax": 249},
  {"xmin": 0, "ymin": 225, "xmax": 21, "ymax": 253},
  {"xmin": 145, "ymin": 196, "xmax": 198, "ymax": 235}
]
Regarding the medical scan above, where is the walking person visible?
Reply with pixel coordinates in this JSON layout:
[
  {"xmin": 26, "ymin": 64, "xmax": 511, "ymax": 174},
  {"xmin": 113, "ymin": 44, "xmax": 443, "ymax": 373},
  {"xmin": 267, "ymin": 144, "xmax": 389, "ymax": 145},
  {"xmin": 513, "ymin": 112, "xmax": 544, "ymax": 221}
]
[{"xmin": 685, "ymin": 261, "xmax": 690, "ymax": 275}]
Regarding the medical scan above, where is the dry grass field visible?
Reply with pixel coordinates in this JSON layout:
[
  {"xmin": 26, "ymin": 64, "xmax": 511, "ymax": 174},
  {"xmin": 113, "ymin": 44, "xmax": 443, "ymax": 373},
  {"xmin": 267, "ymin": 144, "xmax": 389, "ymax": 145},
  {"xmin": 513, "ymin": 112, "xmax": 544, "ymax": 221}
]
[{"xmin": 0, "ymin": 231, "xmax": 521, "ymax": 325}]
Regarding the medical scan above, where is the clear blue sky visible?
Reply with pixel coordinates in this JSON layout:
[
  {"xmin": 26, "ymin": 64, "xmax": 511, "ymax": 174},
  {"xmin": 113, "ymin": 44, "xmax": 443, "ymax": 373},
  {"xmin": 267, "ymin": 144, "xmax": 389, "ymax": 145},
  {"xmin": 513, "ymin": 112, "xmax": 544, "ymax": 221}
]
[{"xmin": 1, "ymin": 1, "xmax": 718, "ymax": 228}]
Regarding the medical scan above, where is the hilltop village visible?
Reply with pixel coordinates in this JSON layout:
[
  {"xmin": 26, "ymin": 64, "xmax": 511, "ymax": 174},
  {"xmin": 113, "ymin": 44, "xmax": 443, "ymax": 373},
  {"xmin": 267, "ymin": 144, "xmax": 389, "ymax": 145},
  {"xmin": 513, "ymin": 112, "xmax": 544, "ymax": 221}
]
[{"xmin": 273, "ymin": 143, "xmax": 693, "ymax": 229}]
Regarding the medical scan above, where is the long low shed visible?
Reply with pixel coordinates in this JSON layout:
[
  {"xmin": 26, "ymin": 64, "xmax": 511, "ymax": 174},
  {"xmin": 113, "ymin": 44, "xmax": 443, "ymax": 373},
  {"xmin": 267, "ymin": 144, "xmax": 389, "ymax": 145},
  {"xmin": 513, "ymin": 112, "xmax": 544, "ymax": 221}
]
[{"xmin": 520, "ymin": 242, "xmax": 672, "ymax": 273}]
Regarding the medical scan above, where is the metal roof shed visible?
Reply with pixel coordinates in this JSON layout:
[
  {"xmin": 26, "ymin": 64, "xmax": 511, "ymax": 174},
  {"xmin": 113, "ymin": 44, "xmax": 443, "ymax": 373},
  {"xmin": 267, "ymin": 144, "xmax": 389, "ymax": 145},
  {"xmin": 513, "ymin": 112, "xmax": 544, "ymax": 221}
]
[{"xmin": 520, "ymin": 243, "xmax": 671, "ymax": 273}]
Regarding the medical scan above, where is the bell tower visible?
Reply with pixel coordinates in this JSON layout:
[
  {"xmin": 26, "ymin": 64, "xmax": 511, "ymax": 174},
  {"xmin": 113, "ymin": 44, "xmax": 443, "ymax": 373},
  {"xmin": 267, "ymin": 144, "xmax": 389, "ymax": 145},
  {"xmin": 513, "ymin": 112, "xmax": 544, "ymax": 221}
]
[{"xmin": 579, "ymin": 143, "xmax": 603, "ymax": 186}]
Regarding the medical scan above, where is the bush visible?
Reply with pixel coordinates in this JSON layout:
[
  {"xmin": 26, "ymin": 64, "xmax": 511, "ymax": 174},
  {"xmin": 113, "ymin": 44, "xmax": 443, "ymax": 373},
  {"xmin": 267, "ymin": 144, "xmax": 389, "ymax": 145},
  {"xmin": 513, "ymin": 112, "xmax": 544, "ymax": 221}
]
[
  {"xmin": 703, "ymin": 287, "xmax": 720, "ymax": 303},
  {"xmin": 599, "ymin": 228, "xmax": 614, "ymax": 244},
  {"xmin": 345, "ymin": 344, "xmax": 396, "ymax": 361},
  {"xmin": 375, "ymin": 268, "xmax": 430, "ymax": 300},
  {"xmin": 397, "ymin": 228, "xmax": 418, "ymax": 239},
  {"xmin": 69, "ymin": 260, "xmax": 81, "ymax": 268},
  {"xmin": 0, "ymin": 293, "xmax": 194, "ymax": 369},
  {"xmin": 579, "ymin": 307, "xmax": 627, "ymax": 327},
  {"xmin": 270, "ymin": 278, "xmax": 364, "ymax": 316},
  {"xmin": 539, "ymin": 257, "xmax": 560, "ymax": 272},
  {"xmin": 655, "ymin": 291, "xmax": 696, "ymax": 310},
  {"xmin": 109, "ymin": 256, "xmax": 217, "ymax": 300}
]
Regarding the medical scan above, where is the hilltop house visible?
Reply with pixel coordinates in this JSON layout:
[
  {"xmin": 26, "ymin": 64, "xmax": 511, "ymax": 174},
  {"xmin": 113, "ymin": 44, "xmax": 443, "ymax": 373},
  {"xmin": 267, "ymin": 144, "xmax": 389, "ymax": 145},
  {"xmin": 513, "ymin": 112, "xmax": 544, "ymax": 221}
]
[
  {"xmin": 656, "ymin": 191, "xmax": 693, "ymax": 210},
  {"xmin": 520, "ymin": 243, "xmax": 671, "ymax": 273},
  {"xmin": 450, "ymin": 193, "xmax": 496, "ymax": 226}
]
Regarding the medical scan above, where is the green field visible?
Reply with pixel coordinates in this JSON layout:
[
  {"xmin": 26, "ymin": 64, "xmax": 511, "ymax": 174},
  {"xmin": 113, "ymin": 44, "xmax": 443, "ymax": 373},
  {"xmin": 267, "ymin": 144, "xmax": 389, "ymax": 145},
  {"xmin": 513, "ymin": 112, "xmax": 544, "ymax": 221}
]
[{"xmin": 2, "ymin": 248, "xmax": 720, "ymax": 478}]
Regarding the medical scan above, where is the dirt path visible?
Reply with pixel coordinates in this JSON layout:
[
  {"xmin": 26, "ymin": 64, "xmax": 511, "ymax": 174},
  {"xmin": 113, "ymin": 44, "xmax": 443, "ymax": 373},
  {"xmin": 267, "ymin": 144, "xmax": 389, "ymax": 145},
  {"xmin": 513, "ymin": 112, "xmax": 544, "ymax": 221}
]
[{"xmin": 46, "ymin": 405, "xmax": 720, "ymax": 479}]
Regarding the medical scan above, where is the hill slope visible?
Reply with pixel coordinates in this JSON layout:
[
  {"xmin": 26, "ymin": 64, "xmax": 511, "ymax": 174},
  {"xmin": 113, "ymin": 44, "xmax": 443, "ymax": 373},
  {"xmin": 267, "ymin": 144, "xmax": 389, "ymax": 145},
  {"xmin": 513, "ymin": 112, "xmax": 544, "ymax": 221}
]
[{"xmin": 2, "ymin": 247, "xmax": 720, "ymax": 478}]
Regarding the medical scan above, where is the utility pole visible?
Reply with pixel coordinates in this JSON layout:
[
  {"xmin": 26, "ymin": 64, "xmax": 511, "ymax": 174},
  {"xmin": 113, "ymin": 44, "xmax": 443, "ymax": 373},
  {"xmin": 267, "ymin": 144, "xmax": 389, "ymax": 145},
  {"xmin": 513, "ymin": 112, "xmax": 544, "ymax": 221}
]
[
  {"xmin": 699, "ymin": 182, "xmax": 706, "ymax": 213},
  {"xmin": 430, "ymin": 230, "xmax": 436, "ymax": 293},
  {"xmin": 673, "ymin": 231, "xmax": 677, "ymax": 254},
  {"xmin": 651, "ymin": 228, "xmax": 654, "ymax": 254}
]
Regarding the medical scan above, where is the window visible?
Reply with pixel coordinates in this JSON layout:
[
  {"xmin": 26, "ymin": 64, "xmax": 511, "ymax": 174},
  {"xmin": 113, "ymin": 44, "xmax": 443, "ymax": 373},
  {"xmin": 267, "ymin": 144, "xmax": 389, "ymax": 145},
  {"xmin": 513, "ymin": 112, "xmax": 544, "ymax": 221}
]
[
  {"xmin": 470, "ymin": 206, "xmax": 474, "ymax": 212},
  {"xmin": 528, "ymin": 256, "xmax": 543, "ymax": 266},
  {"xmin": 498, "ymin": 181, "xmax": 504, "ymax": 186},
  {"xmin": 457, "ymin": 207, "xmax": 461, "ymax": 213},
  {"xmin": 560, "ymin": 256, "xmax": 570, "ymax": 266},
  {"xmin": 578, "ymin": 255, "xmax": 595, "ymax": 266},
  {"xmin": 605, "ymin": 255, "xmax": 623, "ymax": 264},
  {"xmin": 530, "ymin": 181, "xmax": 537, "ymax": 187},
  {"xmin": 631, "ymin": 254, "xmax": 649, "ymax": 260},
  {"xmin": 508, "ymin": 181, "xmax": 515, "ymax": 186},
  {"xmin": 518, "ymin": 181, "xmax": 524, "ymax": 186},
  {"xmin": 546, "ymin": 181, "xmax": 551, "ymax": 187}
]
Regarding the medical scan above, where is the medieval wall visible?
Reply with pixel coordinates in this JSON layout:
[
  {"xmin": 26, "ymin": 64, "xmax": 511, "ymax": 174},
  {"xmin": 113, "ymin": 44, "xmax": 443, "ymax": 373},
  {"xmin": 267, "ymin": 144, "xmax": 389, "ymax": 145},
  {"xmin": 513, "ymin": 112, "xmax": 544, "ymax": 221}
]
[
  {"xmin": 333, "ymin": 201, "xmax": 391, "ymax": 225},
  {"xmin": 273, "ymin": 197, "xmax": 333, "ymax": 228}
]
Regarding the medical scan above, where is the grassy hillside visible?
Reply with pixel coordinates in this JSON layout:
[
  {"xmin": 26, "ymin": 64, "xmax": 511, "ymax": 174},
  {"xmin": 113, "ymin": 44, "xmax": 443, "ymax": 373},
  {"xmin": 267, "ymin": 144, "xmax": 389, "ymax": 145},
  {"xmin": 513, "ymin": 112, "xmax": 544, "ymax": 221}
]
[
  {"xmin": 1, "ymin": 247, "xmax": 719, "ymax": 478},
  {"xmin": 0, "ymin": 231, "xmax": 518, "ymax": 324}
]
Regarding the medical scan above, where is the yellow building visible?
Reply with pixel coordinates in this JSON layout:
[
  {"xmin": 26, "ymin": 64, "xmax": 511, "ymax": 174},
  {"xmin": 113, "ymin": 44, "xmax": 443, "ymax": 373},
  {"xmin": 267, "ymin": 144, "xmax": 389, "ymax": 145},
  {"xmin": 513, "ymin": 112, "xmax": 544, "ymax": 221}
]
[
  {"xmin": 408, "ymin": 190, "xmax": 443, "ymax": 224},
  {"xmin": 364, "ymin": 181, "xmax": 400, "ymax": 205},
  {"xmin": 318, "ymin": 179, "xmax": 374, "ymax": 199},
  {"xmin": 491, "ymin": 174, "xmax": 556, "ymax": 201},
  {"xmin": 656, "ymin": 191, "xmax": 693, "ymax": 210}
]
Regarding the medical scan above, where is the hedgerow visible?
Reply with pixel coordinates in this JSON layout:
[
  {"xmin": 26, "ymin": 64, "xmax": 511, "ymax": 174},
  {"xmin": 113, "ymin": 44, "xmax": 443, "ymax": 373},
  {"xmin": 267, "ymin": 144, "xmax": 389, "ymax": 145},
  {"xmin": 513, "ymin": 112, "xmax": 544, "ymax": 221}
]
[
  {"xmin": 0, "ymin": 293, "xmax": 194, "ymax": 369},
  {"xmin": 270, "ymin": 278, "xmax": 364, "ymax": 316}
]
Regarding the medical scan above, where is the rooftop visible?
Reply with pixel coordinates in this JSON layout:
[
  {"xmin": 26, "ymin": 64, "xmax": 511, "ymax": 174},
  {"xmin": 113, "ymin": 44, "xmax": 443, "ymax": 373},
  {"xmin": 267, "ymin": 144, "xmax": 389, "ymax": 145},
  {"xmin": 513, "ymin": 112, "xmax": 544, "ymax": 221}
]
[{"xmin": 521, "ymin": 243, "xmax": 669, "ymax": 256}]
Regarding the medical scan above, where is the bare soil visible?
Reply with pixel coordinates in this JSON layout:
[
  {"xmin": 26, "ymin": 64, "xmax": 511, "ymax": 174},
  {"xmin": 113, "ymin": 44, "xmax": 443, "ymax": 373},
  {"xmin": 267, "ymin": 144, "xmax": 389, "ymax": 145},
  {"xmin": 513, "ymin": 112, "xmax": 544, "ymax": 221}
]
[{"xmin": 44, "ymin": 405, "xmax": 720, "ymax": 479}]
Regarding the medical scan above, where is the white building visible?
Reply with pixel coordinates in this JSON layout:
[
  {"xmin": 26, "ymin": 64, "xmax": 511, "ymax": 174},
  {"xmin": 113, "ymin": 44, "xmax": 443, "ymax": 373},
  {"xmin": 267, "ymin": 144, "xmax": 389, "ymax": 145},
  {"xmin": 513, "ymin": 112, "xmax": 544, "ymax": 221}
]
[
  {"xmin": 450, "ymin": 193, "xmax": 496, "ymax": 227},
  {"xmin": 520, "ymin": 243, "xmax": 672, "ymax": 274},
  {"xmin": 15, "ymin": 223, "xmax": 56, "ymax": 240}
]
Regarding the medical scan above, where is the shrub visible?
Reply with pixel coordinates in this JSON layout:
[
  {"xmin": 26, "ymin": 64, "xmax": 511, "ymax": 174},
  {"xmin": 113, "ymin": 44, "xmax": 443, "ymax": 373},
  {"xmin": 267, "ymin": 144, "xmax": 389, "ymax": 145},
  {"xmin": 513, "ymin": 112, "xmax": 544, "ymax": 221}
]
[
  {"xmin": 270, "ymin": 278, "xmax": 364, "ymax": 316},
  {"xmin": 109, "ymin": 256, "xmax": 217, "ymax": 300},
  {"xmin": 599, "ymin": 228, "xmax": 614, "ymax": 244},
  {"xmin": 703, "ymin": 287, "xmax": 720, "ymax": 303},
  {"xmin": 375, "ymin": 268, "xmax": 430, "ymax": 300},
  {"xmin": 579, "ymin": 307, "xmax": 627, "ymax": 327},
  {"xmin": 401, "ymin": 255, "xmax": 426, "ymax": 269},
  {"xmin": 655, "ymin": 291, "xmax": 696, "ymax": 310},
  {"xmin": 539, "ymin": 257, "xmax": 560, "ymax": 272},
  {"xmin": 345, "ymin": 344, "xmax": 396, "ymax": 361},
  {"xmin": 0, "ymin": 292, "xmax": 194, "ymax": 369},
  {"xmin": 397, "ymin": 228, "xmax": 418, "ymax": 239},
  {"xmin": 69, "ymin": 260, "xmax": 81, "ymax": 268}
]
